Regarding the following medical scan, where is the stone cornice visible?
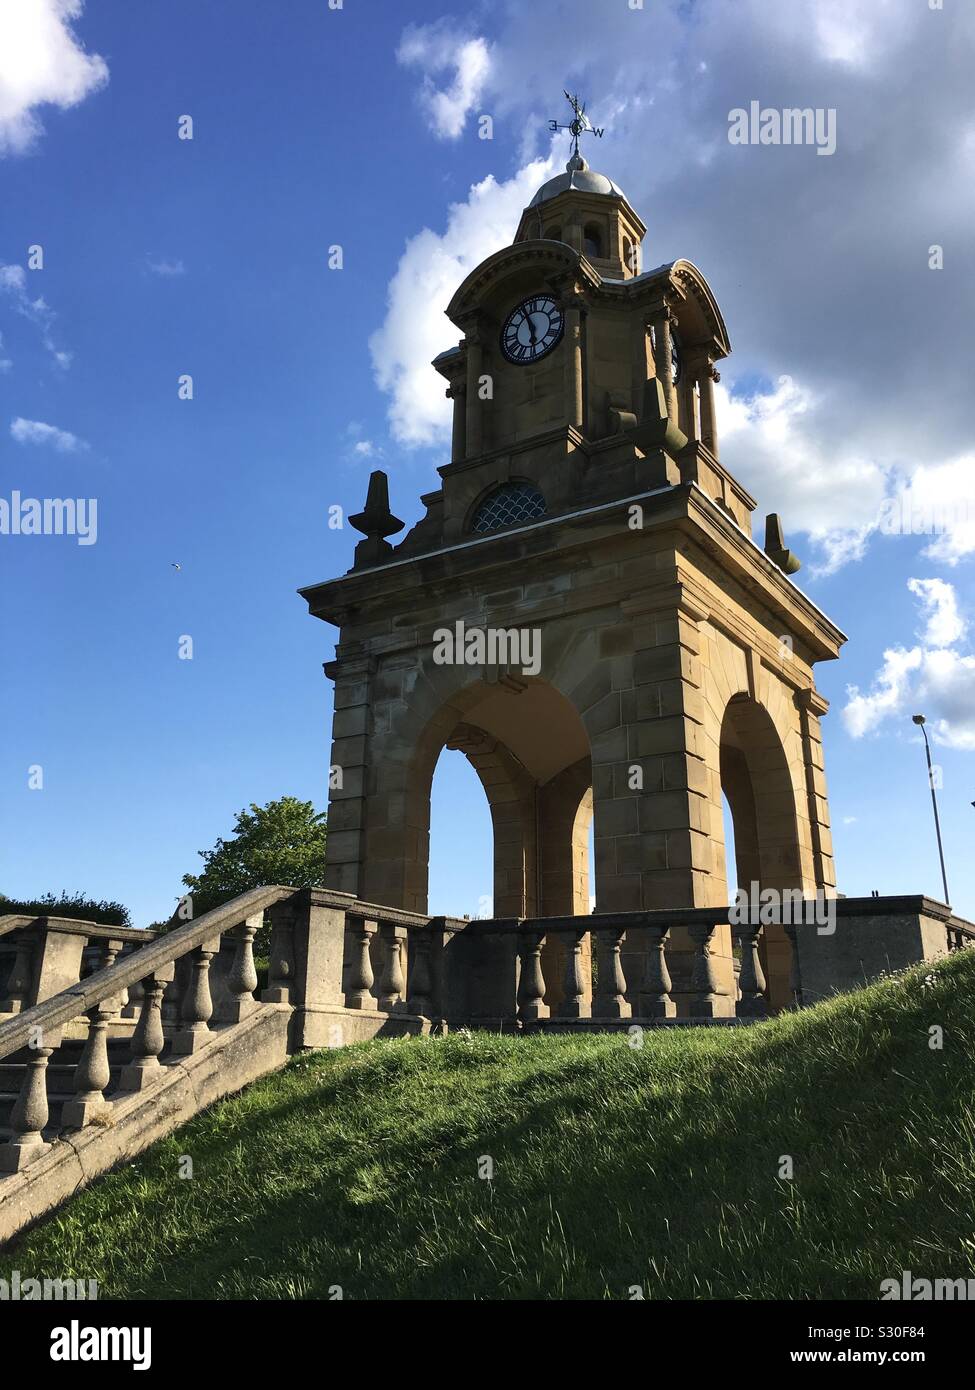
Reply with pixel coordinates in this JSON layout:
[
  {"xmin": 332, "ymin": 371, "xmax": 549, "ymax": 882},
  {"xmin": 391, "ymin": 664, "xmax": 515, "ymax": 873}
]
[{"xmin": 300, "ymin": 483, "xmax": 846, "ymax": 663}]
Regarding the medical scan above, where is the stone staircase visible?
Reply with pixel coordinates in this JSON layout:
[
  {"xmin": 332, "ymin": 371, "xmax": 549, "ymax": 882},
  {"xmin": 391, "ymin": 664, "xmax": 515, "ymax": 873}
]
[{"xmin": 2, "ymin": 885, "xmax": 971, "ymax": 1248}]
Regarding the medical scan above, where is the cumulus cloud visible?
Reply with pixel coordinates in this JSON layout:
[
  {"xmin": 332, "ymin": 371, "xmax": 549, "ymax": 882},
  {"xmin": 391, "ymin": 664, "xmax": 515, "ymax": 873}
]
[
  {"xmin": 10, "ymin": 416, "xmax": 88, "ymax": 452},
  {"xmin": 843, "ymin": 580, "xmax": 975, "ymax": 749},
  {"xmin": 908, "ymin": 578, "xmax": 967, "ymax": 648},
  {"xmin": 0, "ymin": 0, "xmax": 108, "ymax": 155},
  {"xmin": 369, "ymin": 154, "xmax": 556, "ymax": 447},
  {"xmin": 383, "ymin": 0, "xmax": 975, "ymax": 574},
  {"xmin": 397, "ymin": 24, "xmax": 491, "ymax": 140}
]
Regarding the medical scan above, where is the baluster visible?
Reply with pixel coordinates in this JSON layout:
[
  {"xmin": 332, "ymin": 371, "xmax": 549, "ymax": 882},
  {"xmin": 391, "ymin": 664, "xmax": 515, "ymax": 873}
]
[
  {"xmin": 405, "ymin": 929, "xmax": 433, "ymax": 1017},
  {"xmin": 262, "ymin": 907, "xmax": 295, "ymax": 1003},
  {"xmin": 171, "ymin": 945, "xmax": 216, "ymax": 1054},
  {"xmin": 121, "ymin": 968, "xmax": 144, "ymax": 1020},
  {"xmin": 120, "ymin": 974, "xmax": 169, "ymax": 1090},
  {"xmin": 222, "ymin": 916, "xmax": 260, "ymax": 1023},
  {"xmin": 378, "ymin": 924, "xmax": 406, "ymax": 1011},
  {"xmin": 62, "ymin": 1005, "xmax": 113, "ymax": 1129},
  {"xmin": 558, "ymin": 927, "xmax": 590, "ymax": 1019},
  {"xmin": 345, "ymin": 919, "xmax": 377, "ymax": 1009},
  {"xmin": 640, "ymin": 924, "xmax": 676, "ymax": 1018},
  {"xmin": 735, "ymin": 924, "xmax": 768, "ymax": 1017},
  {"xmin": 0, "ymin": 934, "xmax": 35, "ymax": 1014},
  {"xmin": 0, "ymin": 1045, "xmax": 53, "ymax": 1172},
  {"xmin": 688, "ymin": 921, "xmax": 726, "ymax": 1017},
  {"xmin": 517, "ymin": 929, "xmax": 549, "ymax": 1023},
  {"xmin": 100, "ymin": 939, "xmax": 124, "ymax": 1018},
  {"xmin": 593, "ymin": 927, "xmax": 630, "ymax": 1019}
]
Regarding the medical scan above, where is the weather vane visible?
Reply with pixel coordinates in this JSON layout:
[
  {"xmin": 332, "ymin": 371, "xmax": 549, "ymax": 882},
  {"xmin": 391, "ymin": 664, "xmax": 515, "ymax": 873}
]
[{"xmin": 548, "ymin": 91, "xmax": 604, "ymax": 159}]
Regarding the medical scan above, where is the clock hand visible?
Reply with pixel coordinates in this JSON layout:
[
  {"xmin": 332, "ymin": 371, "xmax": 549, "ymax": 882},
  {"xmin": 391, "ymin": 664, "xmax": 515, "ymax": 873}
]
[{"xmin": 524, "ymin": 311, "xmax": 538, "ymax": 345}]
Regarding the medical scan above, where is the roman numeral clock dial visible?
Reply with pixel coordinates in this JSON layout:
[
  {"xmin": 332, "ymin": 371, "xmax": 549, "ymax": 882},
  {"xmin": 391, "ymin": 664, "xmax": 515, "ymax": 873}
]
[{"xmin": 500, "ymin": 295, "xmax": 564, "ymax": 364}]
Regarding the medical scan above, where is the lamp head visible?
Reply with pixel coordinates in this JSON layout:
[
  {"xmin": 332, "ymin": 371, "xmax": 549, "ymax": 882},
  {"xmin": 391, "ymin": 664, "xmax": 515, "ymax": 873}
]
[{"xmin": 912, "ymin": 714, "xmax": 926, "ymax": 726}]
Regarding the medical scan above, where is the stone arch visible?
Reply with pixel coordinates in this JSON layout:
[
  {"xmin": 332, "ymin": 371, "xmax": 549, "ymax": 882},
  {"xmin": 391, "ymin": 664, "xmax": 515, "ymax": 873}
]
[{"xmin": 351, "ymin": 650, "xmax": 597, "ymax": 918}]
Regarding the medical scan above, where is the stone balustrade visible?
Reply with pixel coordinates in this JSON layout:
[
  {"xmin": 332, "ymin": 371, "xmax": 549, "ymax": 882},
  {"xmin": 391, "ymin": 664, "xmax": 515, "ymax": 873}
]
[
  {"xmin": 0, "ymin": 916, "xmax": 154, "ymax": 1019},
  {"xmin": 3, "ymin": 885, "xmax": 968, "ymax": 1235}
]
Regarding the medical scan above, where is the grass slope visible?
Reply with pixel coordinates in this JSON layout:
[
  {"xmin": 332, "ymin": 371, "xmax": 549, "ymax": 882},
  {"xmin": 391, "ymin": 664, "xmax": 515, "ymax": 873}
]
[{"xmin": 3, "ymin": 951, "xmax": 975, "ymax": 1300}]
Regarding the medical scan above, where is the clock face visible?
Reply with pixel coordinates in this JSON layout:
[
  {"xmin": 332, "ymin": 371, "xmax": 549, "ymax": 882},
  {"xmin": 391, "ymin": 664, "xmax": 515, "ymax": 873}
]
[{"xmin": 500, "ymin": 295, "xmax": 564, "ymax": 364}]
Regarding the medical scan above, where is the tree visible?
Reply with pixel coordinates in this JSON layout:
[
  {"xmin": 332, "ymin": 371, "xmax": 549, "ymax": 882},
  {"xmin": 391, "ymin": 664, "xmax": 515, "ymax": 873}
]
[
  {"xmin": 0, "ymin": 891, "xmax": 130, "ymax": 928},
  {"xmin": 176, "ymin": 798, "xmax": 327, "ymax": 949}
]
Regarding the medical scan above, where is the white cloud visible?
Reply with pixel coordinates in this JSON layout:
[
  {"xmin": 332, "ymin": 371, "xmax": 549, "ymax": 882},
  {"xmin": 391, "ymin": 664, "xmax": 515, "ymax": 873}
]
[
  {"xmin": 10, "ymin": 416, "xmax": 88, "ymax": 452},
  {"xmin": 0, "ymin": 0, "xmax": 108, "ymax": 155},
  {"xmin": 843, "ymin": 580, "xmax": 975, "ymax": 749},
  {"xmin": 369, "ymin": 153, "xmax": 556, "ymax": 447},
  {"xmin": 907, "ymin": 578, "xmax": 967, "ymax": 648},
  {"xmin": 146, "ymin": 256, "xmax": 186, "ymax": 278},
  {"xmin": 397, "ymin": 24, "xmax": 491, "ymax": 140},
  {"xmin": 0, "ymin": 261, "xmax": 71, "ymax": 367},
  {"xmin": 717, "ymin": 374, "xmax": 888, "ymax": 573},
  {"xmin": 353, "ymin": 440, "xmax": 382, "ymax": 459}
]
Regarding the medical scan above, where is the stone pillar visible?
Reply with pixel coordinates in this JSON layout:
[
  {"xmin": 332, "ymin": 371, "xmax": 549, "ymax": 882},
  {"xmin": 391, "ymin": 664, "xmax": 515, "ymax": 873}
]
[
  {"xmin": 651, "ymin": 310, "xmax": 676, "ymax": 424},
  {"xmin": 292, "ymin": 890, "xmax": 357, "ymax": 1044},
  {"xmin": 563, "ymin": 297, "xmax": 585, "ymax": 430},
  {"xmin": 699, "ymin": 363, "xmax": 719, "ymax": 459},
  {"xmin": 796, "ymin": 688, "xmax": 836, "ymax": 893},
  {"xmin": 31, "ymin": 925, "xmax": 86, "ymax": 1007},
  {"xmin": 464, "ymin": 328, "xmax": 484, "ymax": 458},
  {"xmin": 322, "ymin": 655, "xmax": 374, "ymax": 898},
  {"xmin": 447, "ymin": 380, "xmax": 467, "ymax": 464},
  {"xmin": 611, "ymin": 587, "xmax": 735, "ymax": 1014}
]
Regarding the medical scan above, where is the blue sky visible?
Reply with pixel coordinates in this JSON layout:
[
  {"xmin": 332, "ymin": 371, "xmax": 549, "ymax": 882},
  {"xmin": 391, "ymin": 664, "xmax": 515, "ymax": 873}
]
[{"xmin": 2, "ymin": 0, "xmax": 974, "ymax": 927}]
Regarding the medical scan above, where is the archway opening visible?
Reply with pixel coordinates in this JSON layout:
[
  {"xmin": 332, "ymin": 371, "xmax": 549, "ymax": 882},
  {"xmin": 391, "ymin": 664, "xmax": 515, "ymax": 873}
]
[
  {"xmin": 428, "ymin": 747, "xmax": 494, "ymax": 920},
  {"xmin": 719, "ymin": 694, "xmax": 804, "ymax": 1011},
  {"xmin": 410, "ymin": 677, "xmax": 593, "ymax": 928}
]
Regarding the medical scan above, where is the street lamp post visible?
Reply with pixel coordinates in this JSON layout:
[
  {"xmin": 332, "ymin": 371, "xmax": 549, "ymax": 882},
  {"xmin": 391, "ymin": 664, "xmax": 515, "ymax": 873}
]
[{"xmin": 912, "ymin": 714, "xmax": 950, "ymax": 906}]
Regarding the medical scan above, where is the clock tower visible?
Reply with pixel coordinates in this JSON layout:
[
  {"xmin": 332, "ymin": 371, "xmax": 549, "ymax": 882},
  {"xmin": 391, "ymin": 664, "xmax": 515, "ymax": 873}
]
[{"xmin": 301, "ymin": 108, "xmax": 845, "ymax": 1017}]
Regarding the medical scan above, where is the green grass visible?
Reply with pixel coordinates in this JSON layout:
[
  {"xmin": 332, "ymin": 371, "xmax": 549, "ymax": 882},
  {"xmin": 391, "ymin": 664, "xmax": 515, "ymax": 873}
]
[{"xmin": 3, "ymin": 951, "xmax": 975, "ymax": 1300}]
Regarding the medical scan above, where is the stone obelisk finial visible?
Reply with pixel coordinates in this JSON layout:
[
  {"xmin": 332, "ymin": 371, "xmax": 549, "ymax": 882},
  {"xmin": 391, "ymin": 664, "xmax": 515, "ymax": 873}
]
[{"xmin": 349, "ymin": 470, "xmax": 404, "ymax": 569}]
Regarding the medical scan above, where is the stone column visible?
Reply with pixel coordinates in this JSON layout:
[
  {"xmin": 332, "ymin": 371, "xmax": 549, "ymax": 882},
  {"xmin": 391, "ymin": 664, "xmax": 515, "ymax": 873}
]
[
  {"xmin": 612, "ymin": 588, "xmax": 735, "ymax": 1014},
  {"xmin": 796, "ymin": 688, "xmax": 836, "ymax": 894},
  {"xmin": 292, "ymin": 890, "xmax": 357, "ymax": 1045},
  {"xmin": 447, "ymin": 379, "xmax": 467, "ymax": 464},
  {"xmin": 464, "ymin": 327, "xmax": 484, "ymax": 459},
  {"xmin": 322, "ymin": 654, "xmax": 374, "ymax": 898},
  {"xmin": 563, "ymin": 294, "xmax": 585, "ymax": 430},
  {"xmin": 651, "ymin": 310, "xmax": 676, "ymax": 424},
  {"xmin": 699, "ymin": 362, "xmax": 720, "ymax": 459}
]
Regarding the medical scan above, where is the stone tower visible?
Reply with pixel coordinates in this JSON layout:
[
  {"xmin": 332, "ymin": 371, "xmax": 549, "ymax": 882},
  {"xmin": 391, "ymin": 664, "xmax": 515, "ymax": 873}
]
[{"xmin": 300, "ymin": 145, "xmax": 846, "ymax": 1015}]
